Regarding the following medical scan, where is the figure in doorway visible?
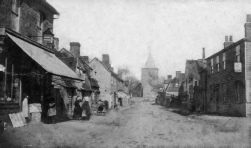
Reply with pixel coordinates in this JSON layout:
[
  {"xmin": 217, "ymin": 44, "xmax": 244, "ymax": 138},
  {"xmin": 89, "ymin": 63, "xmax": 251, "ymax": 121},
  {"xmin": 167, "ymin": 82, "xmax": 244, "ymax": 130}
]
[
  {"xmin": 73, "ymin": 96, "xmax": 83, "ymax": 120},
  {"xmin": 47, "ymin": 98, "xmax": 56, "ymax": 124},
  {"xmin": 82, "ymin": 96, "xmax": 91, "ymax": 120}
]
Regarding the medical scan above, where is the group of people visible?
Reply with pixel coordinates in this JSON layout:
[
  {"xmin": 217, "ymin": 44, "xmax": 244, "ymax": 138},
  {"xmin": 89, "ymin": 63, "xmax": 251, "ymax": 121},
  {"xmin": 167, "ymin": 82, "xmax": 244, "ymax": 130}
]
[
  {"xmin": 73, "ymin": 96, "xmax": 92, "ymax": 120},
  {"xmin": 21, "ymin": 94, "xmax": 101, "ymax": 123}
]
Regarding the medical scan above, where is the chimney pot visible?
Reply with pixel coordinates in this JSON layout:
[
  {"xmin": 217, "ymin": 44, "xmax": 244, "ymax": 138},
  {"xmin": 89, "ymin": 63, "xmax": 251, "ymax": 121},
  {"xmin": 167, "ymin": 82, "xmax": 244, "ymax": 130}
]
[
  {"xmin": 202, "ymin": 48, "xmax": 205, "ymax": 59},
  {"xmin": 102, "ymin": 54, "xmax": 110, "ymax": 68},
  {"xmin": 229, "ymin": 35, "xmax": 233, "ymax": 42},
  {"xmin": 223, "ymin": 36, "xmax": 233, "ymax": 48},
  {"xmin": 247, "ymin": 14, "xmax": 251, "ymax": 22}
]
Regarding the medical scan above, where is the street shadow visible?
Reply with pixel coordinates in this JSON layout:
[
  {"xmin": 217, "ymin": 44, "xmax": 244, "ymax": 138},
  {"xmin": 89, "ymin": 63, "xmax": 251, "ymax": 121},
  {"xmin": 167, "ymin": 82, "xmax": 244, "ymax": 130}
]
[{"xmin": 0, "ymin": 134, "xmax": 20, "ymax": 148}]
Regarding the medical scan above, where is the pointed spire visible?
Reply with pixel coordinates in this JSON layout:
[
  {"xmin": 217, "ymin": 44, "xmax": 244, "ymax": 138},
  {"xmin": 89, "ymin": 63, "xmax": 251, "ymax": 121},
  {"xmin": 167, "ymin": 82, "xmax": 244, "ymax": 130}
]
[{"xmin": 144, "ymin": 49, "xmax": 157, "ymax": 68}]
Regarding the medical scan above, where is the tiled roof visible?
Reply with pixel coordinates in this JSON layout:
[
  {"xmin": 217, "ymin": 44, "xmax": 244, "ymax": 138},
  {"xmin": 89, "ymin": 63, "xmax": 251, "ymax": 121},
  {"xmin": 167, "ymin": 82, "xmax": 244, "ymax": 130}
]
[
  {"xmin": 185, "ymin": 60, "xmax": 206, "ymax": 80},
  {"xmin": 91, "ymin": 58, "xmax": 124, "ymax": 82}
]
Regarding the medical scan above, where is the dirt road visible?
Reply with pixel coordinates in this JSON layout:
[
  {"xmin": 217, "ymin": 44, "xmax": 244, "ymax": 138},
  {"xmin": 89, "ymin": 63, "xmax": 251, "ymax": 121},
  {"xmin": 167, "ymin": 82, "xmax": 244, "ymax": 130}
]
[{"xmin": 1, "ymin": 97, "xmax": 251, "ymax": 148}]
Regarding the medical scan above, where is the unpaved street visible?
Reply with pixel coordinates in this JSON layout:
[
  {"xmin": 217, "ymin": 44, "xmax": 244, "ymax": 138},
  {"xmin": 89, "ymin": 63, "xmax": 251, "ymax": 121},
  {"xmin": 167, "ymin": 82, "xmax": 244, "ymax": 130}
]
[{"xmin": 1, "ymin": 97, "xmax": 251, "ymax": 148}]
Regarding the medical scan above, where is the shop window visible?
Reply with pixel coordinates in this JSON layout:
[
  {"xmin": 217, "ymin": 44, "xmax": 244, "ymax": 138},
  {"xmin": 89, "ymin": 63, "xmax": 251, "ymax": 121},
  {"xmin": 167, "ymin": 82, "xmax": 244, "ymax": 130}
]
[
  {"xmin": 0, "ymin": 62, "xmax": 20, "ymax": 104},
  {"xmin": 222, "ymin": 52, "xmax": 226, "ymax": 70},
  {"xmin": 221, "ymin": 83, "xmax": 227, "ymax": 102},
  {"xmin": 236, "ymin": 46, "xmax": 240, "ymax": 62},
  {"xmin": 216, "ymin": 56, "xmax": 219, "ymax": 72},
  {"xmin": 211, "ymin": 58, "xmax": 214, "ymax": 73}
]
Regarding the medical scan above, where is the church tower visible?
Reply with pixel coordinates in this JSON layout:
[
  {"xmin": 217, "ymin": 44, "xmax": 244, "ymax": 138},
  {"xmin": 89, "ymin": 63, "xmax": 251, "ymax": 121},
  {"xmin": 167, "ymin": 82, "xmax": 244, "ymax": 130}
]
[{"xmin": 141, "ymin": 51, "xmax": 159, "ymax": 98}]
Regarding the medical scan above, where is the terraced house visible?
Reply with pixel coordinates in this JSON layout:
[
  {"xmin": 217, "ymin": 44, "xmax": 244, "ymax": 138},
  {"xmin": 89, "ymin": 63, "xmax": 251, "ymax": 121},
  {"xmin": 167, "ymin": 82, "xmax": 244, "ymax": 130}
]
[
  {"xmin": 89, "ymin": 54, "xmax": 126, "ymax": 109},
  {"xmin": 199, "ymin": 15, "xmax": 251, "ymax": 117}
]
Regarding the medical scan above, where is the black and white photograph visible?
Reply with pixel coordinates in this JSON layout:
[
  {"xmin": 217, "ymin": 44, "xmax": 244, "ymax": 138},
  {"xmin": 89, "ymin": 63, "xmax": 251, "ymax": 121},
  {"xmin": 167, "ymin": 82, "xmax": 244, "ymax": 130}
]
[{"xmin": 1, "ymin": 0, "xmax": 251, "ymax": 147}]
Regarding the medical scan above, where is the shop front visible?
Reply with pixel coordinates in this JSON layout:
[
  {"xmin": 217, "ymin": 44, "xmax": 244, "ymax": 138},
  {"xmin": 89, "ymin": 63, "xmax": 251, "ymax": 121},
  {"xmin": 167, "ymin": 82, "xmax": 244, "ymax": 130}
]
[{"xmin": 0, "ymin": 28, "xmax": 82, "ymax": 124}]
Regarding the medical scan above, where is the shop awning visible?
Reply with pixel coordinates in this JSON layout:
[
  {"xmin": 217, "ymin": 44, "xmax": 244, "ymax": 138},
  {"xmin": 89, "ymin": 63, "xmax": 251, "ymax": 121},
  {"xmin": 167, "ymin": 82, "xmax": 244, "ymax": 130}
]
[{"xmin": 7, "ymin": 33, "xmax": 82, "ymax": 80}]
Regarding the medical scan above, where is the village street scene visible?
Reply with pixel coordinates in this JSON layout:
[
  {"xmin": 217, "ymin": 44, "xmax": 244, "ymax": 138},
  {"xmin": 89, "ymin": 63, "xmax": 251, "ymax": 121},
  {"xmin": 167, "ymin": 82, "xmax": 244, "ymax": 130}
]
[{"xmin": 1, "ymin": 0, "xmax": 251, "ymax": 148}]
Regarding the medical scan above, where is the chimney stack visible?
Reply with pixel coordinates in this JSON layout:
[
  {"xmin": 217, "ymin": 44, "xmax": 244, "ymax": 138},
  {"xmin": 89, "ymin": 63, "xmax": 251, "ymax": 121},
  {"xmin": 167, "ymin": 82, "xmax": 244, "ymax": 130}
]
[
  {"xmin": 245, "ymin": 14, "xmax": 251, "ymax": 38},
  {"xmin": 202, "ymin": 48, "xmax": 205, "ymax": 59},
  {"xmin": 70, "ymin": 42, "xmax": 80, "ymax": 57},
  {"xmin": 53, "ymin": 37, "xmax": 59, "ymax": 51},
  {"xmin": 223, "ymin": 36, "xmax": 233, "ymax": 48},
  {"xmin": 80, "ymin": 56, "xmax": 89, "ymax": 63},
  {"xmin": 229, "ymin": 35, "xmax": 233, "ymax": 42},
  {"xmin": 102, "ymin": 54, "xmax": 111, "ymax": 68}
]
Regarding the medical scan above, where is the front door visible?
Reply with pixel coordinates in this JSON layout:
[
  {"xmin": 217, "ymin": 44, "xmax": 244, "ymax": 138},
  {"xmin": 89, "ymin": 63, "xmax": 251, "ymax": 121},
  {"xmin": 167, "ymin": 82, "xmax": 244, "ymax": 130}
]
[{"xmin": 214, "ymin": 86, "xmax": 220, "ymax": 112}]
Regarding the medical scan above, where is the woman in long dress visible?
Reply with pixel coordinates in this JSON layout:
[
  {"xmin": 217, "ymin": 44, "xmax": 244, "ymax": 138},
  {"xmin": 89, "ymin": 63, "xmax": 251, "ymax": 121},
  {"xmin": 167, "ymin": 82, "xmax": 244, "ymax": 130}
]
[
  {"xmin": 47, "ymin": 98, "xmax": 56, "ymax": 124},
  {"xmin": 73, "ymin": 96, "xmax": 82, "ymax": 120}
]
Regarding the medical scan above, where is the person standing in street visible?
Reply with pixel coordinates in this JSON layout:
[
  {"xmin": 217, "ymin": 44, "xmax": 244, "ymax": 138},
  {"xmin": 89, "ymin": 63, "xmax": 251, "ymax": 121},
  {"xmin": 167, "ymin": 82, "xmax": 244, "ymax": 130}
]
[
  {"xmin": 82, "ymin": 96, "xmax": 91, "ymax": 120},
  {"xmin": 73, "ymin": 96, "xmax": 82, "ymax": 120},
  {"xmin": 22, "ymin": 94, "xmax": 29, "ymax": 123}
]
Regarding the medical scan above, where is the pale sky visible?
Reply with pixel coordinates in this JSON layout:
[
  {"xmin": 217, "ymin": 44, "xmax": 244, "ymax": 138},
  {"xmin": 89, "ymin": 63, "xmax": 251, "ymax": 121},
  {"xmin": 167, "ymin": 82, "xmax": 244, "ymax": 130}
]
[{"xmin": 49, "ymin": 0, "xmax": 251, "ymax": 79}]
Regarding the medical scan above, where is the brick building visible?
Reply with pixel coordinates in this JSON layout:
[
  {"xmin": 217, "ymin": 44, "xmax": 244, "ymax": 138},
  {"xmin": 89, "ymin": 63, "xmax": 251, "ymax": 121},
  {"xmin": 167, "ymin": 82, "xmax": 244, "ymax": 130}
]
[{"xmin": 198, "ymin": 15, "xmax": 251, "ymax": 117}]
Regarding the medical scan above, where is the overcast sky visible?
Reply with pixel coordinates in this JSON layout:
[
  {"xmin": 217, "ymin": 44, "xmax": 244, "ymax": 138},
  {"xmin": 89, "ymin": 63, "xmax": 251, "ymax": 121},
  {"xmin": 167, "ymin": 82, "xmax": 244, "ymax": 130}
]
[{"xmin": 49, "ymin": 0, "xmax": 251, "ymax": 79}]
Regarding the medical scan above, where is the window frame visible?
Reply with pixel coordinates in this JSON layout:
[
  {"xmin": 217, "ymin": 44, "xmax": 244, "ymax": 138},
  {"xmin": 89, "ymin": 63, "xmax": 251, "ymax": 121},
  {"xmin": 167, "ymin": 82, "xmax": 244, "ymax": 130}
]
[
  {"xmin": 236, "ymin": 45, "xmax": 240, "ymax": 63},
  {"xmin": 37, "ymin": 12, "xmax": 45, "ymax": 30},
  {"xmin": 216, "ymin": 56, "xmax": 219, "ymax": 72},
  {"xmin": 222, "ymin": 52, "xmax": 226, "ymax": 70},
  {"xmin": 11, "ymin": 0, "xmax": 20, "ymax": 32},
  {"xmin": 211, "ymin": 58, "xmax": 214, "ymax": 74}
]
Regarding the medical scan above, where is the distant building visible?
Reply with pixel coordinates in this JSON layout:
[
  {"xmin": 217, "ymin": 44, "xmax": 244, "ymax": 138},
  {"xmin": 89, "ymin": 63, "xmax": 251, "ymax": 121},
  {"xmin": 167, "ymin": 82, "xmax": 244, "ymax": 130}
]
[
  {"xmin": 165, "ymin": 72, "xmax": 185, "ymax": 97},
  {"xmin": 55, "ymin": 42, "xmax": 99, "ymax": 117},
  {"xmin": 89, "ymin": 54, "xmax": 125, "ymax": 108},
  {"xmin": 181, "ymin": 58, "xmax": 206, "ymax": 109},
  {"xmin": 141, "ymin": 52, "xmax": 159, "ymax": 98}
]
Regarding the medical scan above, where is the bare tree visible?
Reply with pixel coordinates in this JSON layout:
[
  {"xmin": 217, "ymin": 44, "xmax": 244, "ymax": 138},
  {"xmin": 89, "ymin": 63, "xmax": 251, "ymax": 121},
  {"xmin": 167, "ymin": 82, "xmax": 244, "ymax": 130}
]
[{"xmin": 117, "ymin": 66, "xmax": 140, "ymax": 93}]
